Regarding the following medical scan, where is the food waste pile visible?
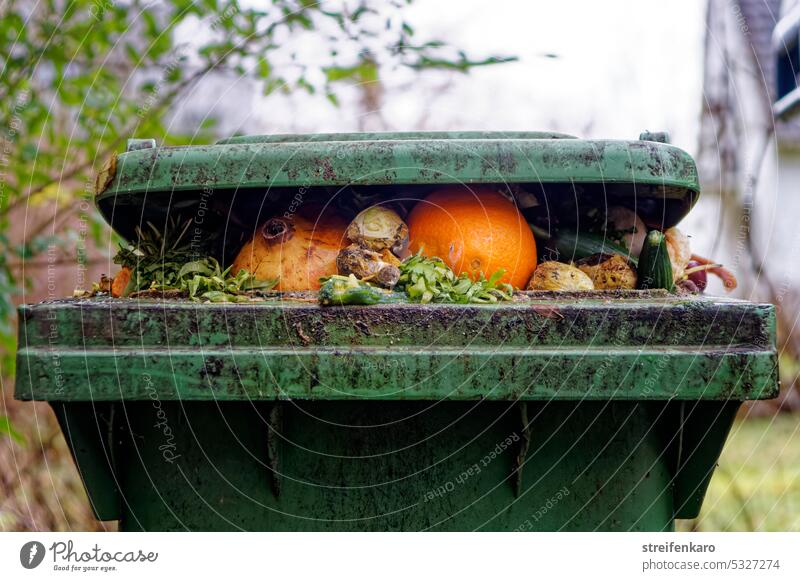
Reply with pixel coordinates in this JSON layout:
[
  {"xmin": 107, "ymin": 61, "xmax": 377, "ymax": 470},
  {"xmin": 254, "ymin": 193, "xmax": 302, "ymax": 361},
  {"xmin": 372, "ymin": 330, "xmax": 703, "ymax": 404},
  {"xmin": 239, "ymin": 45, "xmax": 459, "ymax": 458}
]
[{"xmin": 86, "ymin": 184, "xmax": 736, "ymax": 305}]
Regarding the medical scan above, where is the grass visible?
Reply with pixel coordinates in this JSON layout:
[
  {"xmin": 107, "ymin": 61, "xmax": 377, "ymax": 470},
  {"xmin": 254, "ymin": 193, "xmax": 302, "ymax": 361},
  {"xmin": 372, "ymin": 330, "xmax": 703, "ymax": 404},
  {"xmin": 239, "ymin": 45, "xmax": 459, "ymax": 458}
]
[
  {"xmin": 678, "ymin": 413, "xmax": 800, "ymax": 531},
  {"xmin": 0, "ymin": 386, "xmax": 112, "ymax": 532}
]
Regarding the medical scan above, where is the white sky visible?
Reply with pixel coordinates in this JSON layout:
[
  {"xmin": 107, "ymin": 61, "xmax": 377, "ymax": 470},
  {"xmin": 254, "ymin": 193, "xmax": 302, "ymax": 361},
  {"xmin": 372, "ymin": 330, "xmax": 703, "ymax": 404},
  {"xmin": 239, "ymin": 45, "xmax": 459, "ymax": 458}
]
[
  {"xmin": 396, "ymin": 0, "xmax": 707, "ymax": 153},
  {"xmin": 174, "ymin": 0, "xmax": 707, "ymax": 155}
]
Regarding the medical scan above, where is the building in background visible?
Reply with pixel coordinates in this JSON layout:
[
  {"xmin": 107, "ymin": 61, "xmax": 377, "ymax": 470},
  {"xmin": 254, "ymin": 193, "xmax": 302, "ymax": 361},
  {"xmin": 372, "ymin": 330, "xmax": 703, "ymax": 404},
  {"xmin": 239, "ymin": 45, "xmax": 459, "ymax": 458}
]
[{"xmin": 698, "ymin": 0, "xmax": 800, "ymax": 408}]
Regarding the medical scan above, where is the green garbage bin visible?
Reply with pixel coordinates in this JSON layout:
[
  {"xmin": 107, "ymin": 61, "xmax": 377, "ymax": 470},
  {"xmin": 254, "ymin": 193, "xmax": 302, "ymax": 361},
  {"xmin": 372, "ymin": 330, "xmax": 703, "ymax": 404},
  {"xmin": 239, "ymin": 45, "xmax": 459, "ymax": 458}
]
[{"xmin": 15, "ymin": 132, "xmax": 778, "ymax": 531}]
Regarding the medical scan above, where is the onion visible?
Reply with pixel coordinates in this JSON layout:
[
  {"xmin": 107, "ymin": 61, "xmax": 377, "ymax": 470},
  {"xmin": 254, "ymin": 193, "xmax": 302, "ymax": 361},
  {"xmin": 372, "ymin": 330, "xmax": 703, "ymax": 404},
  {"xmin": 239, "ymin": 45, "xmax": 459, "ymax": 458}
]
[
  {"xmin": 231, "ymin": 208, "xmax": 348, "ymax": 291},
  {"xmin": 346, "ymin": 205, "xmax": 409, "ymax": 255},
  {"xmin": 690, "ymin": 253, "xmax": 738, "ymax": 292},
  {"xmin": 664, "ymin": 227, "xmax": 692, "ymax": 281},
  {"xmin": 684, "ymin": 260, "xmax": 707, "ymax": 291}
]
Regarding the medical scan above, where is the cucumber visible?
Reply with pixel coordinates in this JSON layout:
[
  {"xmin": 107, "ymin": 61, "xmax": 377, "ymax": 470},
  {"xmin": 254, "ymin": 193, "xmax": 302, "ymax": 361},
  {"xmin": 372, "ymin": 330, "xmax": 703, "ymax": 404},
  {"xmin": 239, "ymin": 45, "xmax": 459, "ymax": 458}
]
[
  {"xmin": 530, "ymin": 225, "xmax": 636, "ymax": 265},
  {"xmin": 319, "ymin": 275, "xmax": 404, "ymax": 306},
  {"xmin": 636, "ymin": 230, "xmax": 674, "ymax": 291}
]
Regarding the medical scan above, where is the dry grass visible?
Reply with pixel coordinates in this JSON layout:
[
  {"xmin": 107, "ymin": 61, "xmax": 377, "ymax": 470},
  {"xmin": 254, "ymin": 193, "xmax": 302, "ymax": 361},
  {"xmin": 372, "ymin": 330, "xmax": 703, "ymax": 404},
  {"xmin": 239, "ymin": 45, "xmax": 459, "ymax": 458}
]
[{"xmin": 0, "ymin": 383, "xmax": 114, "ymax": 531}]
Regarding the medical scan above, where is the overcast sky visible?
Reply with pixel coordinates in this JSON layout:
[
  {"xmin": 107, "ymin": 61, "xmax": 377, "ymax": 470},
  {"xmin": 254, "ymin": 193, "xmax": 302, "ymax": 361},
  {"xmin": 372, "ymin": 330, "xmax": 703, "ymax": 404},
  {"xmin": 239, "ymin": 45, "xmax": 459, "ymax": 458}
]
[
  {"xmin": 173, "ymin": 0, "xmax": 707, "ymax": 154},
  {"xmin": 388, "ymin": 0, "xmax": 707, "ymax": 153}
]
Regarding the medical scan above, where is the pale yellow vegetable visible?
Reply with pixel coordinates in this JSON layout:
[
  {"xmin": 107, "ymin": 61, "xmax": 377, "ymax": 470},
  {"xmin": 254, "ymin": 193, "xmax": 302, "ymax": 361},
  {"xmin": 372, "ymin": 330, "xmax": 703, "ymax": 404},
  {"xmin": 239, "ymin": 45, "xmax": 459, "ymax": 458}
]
[
  {"xmin": 664, "ymin": 227, "xmax": 692, "ymax": 282},
  {"xmin": 527, "ymin": 261, "xmax": 594, "ymax": 291},
  {"xmin": 577, "ymin": 253, "xmax": 637, "ymax": 290}
]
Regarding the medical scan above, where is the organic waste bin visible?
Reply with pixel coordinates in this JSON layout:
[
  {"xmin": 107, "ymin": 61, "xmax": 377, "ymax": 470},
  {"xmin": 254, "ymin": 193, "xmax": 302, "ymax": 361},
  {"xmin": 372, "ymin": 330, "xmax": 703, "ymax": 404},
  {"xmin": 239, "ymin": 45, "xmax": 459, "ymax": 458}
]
[{"xmin": 16, "ymin": 132, "xmax": 778, "ymax": 531}]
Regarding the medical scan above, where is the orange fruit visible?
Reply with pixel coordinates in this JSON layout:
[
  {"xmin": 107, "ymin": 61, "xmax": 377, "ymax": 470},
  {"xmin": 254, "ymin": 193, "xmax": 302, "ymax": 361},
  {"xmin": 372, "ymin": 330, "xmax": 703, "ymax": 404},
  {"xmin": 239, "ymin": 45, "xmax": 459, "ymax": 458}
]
[
  {"xmin": 111, "ymin": 267, "xmax": 132, "ymax": 298},
  {"xmin": 407, "ymin": 186, "xmax": 537, "ymax": 288}
]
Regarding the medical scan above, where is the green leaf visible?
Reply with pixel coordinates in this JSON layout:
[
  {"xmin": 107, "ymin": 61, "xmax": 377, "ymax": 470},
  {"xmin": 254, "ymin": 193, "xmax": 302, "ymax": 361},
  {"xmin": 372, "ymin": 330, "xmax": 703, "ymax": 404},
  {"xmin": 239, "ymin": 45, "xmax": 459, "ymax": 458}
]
[
  {"xmin": 324, "ymin": 65, "xmax": 359, "ymax": 82},
  {"xmin": 177, "ymin": 260, "xmax": 214, "ymax": 279},
  {"xmin": 0, "ymin": 416, "xmax": 25, "ymax": 445},
  {"xmin": 257, "ymin": 58, "xmax": 272, "ymax": 79},
  {"xmin": 397, "ymin": 252, "xmax": 512, "ymax": 304},
  {"xmin": 201, "ymin": 290, "xmax": 230, "ymax": 302}
]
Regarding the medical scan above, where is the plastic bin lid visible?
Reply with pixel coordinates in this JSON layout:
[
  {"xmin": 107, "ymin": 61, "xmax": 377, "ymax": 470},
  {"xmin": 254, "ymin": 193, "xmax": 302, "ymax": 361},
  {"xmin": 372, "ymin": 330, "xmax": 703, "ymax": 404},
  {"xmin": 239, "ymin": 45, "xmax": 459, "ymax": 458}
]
[{"xmin": 94, "ymin": 131, "xmax": 700, "ymax": 239}]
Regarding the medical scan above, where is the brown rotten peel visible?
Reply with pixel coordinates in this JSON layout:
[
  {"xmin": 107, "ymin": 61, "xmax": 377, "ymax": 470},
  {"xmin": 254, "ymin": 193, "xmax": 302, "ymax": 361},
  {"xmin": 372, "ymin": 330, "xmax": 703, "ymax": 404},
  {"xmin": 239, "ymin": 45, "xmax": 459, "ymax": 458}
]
[
  {"xmin": 262, "ymin": 217, "xmax": 294, "ymax": 244},
  {"xmin": 111, "ymin": 267, "xmax": 131, "ymax": 298},
  {"xmin": 577, "ymin": 253, "xmax": 637, "ymax": 290},
  {"xmin": 665, "ymin": 227, "xmax": 692, "ymax": 281},
  {"xmin": 231, "ymin": 209, "xmax": 348, "ymax": 291},
  {"xmin": 337, "ymin": 244, "xmax": 400, "ymax": 288},
  {"xmin": 379, "ymin": 248, "xmax": 402, "ymax": 267}
]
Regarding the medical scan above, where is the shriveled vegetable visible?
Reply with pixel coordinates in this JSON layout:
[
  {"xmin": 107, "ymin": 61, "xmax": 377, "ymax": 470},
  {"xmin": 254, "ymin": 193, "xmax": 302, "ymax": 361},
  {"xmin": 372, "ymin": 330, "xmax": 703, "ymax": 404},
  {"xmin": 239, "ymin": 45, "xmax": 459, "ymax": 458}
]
[
  {"xmin": 577, "ymin": 253, "xmax": 637, "ymax": 290},
  {"xmin": 527, "ymin": 261, "xmax": 594, "ymax": 291},
  {"xmin": 379, "ymin": 248, "xmax": 401, "ymax": 267},
  {"xmin": 232, "ymin": 208, "xmax": 348, "ymax": 291},
  {"xmin": 637, "ymin": 230, "xmax": 674, "ymax": 291},
  {"xmin": 346, "ymin": 206, "xmax": 409, "ymax": 255},
  {"xmin": 319, "ymin": 274, "xmax": 402, "ymax": 306},
  {"xmin": 664, "ymin": 227, "xmax": 692, "ymax": 282},
  {"xmin": 397, "ymin": 253, "xmax": 513, "ymax": 304},
  {"xmin": 688, "ymin": 253, "xmax": 738, "ymax": 292},
  {"xmin": 336, "ymin": 244, "xmax": 401, "ymax": 288},
  {"xmin": 605, "ymin": 206, "xmax": 647, "ymax": 257}
]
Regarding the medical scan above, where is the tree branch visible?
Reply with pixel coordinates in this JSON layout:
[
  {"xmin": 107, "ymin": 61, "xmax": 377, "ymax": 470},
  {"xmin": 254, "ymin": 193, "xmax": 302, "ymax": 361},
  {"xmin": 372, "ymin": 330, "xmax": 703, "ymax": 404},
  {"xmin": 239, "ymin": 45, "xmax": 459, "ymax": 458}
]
[{"xmin": 6, "ymin": 47, "xmax": 240, "ymax": 225}]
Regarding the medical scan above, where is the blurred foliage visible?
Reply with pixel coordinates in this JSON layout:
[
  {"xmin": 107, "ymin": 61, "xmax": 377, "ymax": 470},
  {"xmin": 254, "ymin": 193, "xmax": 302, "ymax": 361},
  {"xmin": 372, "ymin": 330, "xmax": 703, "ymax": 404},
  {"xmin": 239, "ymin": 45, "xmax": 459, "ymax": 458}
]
[
  {"xmin": 0, "ymin": 0, "xmax": 513, "ymax": 529},
  {"xmin": 0, "ymin": 414, "xmax": 24, "ymax": 444},
  {"xmin": 0, "ymin": 0, "xmax": 513, "ymax": 426},
  {"xmin": 1, "ymin": 398, "xmax": 113, "ymax": 531}
]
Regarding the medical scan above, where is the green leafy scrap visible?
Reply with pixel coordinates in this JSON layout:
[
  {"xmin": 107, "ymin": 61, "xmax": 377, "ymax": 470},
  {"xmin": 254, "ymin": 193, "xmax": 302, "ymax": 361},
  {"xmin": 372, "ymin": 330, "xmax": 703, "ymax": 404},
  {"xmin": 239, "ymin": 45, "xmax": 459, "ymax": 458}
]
[
  {"xmin": 397, "ymin": 253, "xmax": 513, "ymax": 304},
  {"xmin": 113, "ymin": 219, "xmax": 275, "ymax": 301},
  {"xmin": 318, "ymin": 274, "xmax": 402, "ymax": 306}
]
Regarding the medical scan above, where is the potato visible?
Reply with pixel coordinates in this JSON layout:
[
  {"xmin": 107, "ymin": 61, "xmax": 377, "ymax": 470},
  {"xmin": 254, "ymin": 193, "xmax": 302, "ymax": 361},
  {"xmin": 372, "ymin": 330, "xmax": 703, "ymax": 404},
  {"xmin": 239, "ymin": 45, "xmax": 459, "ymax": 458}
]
[
  {"xmin": 577, "ymin": 253, "xmax": 637, "ymax": 290},
  {"xmin": 527, "ymin": 261, "xmax": 594, "ymax": 291}
]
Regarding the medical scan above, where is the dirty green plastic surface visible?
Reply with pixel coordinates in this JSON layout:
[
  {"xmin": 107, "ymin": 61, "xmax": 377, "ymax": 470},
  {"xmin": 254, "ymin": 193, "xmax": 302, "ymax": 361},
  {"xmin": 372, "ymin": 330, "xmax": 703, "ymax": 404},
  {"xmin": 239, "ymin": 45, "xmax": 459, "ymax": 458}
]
[
  {"xmin": 17, "ymin": 295, "xmax": 776, "ymax": 402},
  {"xmin": 16, "ymin": 294, "xmax": 777, "ymax": 531},
  {"xmin": 102, "ymin": 132, "xmax": 698, "ymax": 195},
  {"xmin": 95, "ymin": 131, "xmax": 700, "ymax": 244},
  {"xmin": 49, "ymin": 399, "xmax": 739, "ymax": 531},
  {"xmin": 14, "ymin": 132, "xmax": 776, "ymax": 531}
]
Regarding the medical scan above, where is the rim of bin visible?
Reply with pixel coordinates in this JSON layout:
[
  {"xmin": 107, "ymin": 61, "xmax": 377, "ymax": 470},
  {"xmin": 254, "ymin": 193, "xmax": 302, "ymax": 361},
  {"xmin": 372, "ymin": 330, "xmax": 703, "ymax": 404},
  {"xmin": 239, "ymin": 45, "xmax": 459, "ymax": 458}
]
[
  {"xmin": 96, "ymin": 131, "xmax": 699, "ymax": 195},
  {"xmin": 93, "ymin": 131, "xmax": 700, "ymax": 239}
]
